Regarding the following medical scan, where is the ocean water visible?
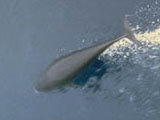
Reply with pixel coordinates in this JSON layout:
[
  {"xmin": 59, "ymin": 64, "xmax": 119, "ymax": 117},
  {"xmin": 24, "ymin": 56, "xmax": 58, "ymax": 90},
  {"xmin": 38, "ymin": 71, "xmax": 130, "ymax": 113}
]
[{"xmin": 0, "ymin": 0, "xmax": 160, "ymax": 120}]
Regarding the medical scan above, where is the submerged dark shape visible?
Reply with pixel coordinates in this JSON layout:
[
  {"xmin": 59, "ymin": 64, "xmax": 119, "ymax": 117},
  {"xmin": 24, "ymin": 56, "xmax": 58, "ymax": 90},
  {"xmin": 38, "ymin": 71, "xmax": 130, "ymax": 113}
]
[
  {"xmin": 35, "ymin": 18, "xmax": 140, "ymax": 92},
  {"xmin": 73, "ymin": 58, "xmax": 106, "ymax": 86}
]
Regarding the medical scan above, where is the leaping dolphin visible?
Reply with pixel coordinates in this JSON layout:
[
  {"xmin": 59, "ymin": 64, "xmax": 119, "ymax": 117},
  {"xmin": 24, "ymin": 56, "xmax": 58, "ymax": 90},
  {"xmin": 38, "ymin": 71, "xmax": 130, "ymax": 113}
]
[{"xmin": 35, "ymin": 18, "xmax": 141, "ymax": 92}]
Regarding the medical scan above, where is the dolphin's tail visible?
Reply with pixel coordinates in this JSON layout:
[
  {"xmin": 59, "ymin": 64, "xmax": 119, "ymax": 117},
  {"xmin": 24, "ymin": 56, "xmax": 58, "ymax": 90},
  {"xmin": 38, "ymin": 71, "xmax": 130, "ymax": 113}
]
[{"xmin": 124, "ymin": 16, "xmax": 142, "ymax": 47}]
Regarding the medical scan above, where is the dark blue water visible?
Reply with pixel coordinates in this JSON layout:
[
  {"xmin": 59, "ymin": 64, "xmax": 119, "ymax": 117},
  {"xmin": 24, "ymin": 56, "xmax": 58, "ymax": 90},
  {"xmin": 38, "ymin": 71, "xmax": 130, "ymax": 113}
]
[{"xmin": 0, "ymin": 0, "xmax": 160, "ymax": 120}]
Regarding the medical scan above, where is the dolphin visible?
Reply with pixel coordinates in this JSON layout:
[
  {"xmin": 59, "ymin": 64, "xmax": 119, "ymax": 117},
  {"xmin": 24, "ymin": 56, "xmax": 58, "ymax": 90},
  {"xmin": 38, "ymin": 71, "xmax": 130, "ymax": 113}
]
[{"xmin": 35, "ymin": 18, "xmax": 140, "ymax": 92}]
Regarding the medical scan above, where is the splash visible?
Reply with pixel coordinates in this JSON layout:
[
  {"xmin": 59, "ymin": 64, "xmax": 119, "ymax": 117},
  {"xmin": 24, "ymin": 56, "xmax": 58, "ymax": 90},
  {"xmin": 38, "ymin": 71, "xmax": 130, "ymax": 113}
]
[
  {"xmin": 102, "ymin": 27, "xmax": 160, "ymax": 56},
  {"xmin": 136, "ymin": 27, "xmax": 160, "ymax": 44}
]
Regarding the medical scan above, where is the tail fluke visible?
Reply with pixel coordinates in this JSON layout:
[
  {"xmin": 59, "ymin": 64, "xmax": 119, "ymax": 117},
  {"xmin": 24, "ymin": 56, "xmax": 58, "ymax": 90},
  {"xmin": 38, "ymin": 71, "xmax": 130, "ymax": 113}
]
[{"xmin": 124, "ymin": 16, "xmax": 142, "ymax": 47}]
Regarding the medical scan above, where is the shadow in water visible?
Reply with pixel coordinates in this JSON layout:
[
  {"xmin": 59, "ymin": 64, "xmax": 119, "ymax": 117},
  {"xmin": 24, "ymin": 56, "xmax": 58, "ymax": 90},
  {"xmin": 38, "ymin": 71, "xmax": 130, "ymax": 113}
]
[
  {"xmin": 71, "ymin": 58, "xmax": 119, "ymax": 93},
  {"xmin": 73, "ymin": 59, "xmax": 107, "ymax": 86},
  {"xmin": 71, "ymin": 57, "xmax": 123, "ymax": 92}
]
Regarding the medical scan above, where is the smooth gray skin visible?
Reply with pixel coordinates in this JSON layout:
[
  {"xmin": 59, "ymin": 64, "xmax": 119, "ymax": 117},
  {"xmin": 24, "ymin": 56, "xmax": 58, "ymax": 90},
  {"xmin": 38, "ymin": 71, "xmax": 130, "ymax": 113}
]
[
  {"xmin": 35, "ymin": 34, "xmax": 128, "ymax": 92},
  {"xmin": 35, "ymin": 19, "xmax": 140, "ymax": 92}
]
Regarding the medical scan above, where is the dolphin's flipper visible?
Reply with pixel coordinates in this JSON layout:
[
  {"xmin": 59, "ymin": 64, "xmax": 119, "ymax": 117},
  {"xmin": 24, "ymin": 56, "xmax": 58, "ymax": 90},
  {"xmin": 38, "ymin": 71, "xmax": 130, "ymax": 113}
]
[{"xmin": 124, "ymin": 16, "xmax": 142, "ymax": 47}]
